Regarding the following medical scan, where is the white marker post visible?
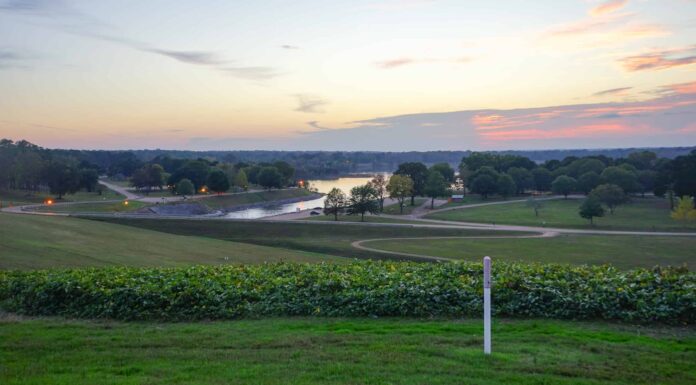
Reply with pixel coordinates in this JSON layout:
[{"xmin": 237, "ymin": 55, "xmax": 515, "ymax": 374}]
[{"xmin": 483, "ymin": 256, "xmax": 492, "ymax": 355}]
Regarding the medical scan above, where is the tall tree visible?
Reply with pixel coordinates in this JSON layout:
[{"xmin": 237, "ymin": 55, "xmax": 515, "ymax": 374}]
[
  {"xmin": 394, "ymin": 162, "xmax": 428, "ymax": 205},
  {"xmin": 323, "ymin": 187, "xmax": 346, "ymax": 221},
  {"xmin": 258, "ymin": 167, "xmax": 283, "ymax": 190},
  {"xmin": 470, "ymin": 174, "xmax": 498, "ymax": 199},
  {"xmin": 496, "ymin": 173, "xmax": 517, "ymax": 199},
  {"xmin": 532, "ymin": 167, "xmax": 553, "ymax": 192},
  {"xmin": 590, "ymin": 183, "xmax": 627, "ymax": 214},
  {"xmin": 577, "ymin": 171, "xmax": 600, "ymax": 195},
  {"xmin": 430, "ymin": 163, "xmax": 455, "ymax": 183},
  {"xmin": 43, "ymin": 159, "xmax": 81, "ymax": 199},
  {"xmin": 347, "ymin": 184, "xmax": 379, "ymax": 222},
  {"xmin": 424, "ymin": 170, "xmax": 449, "ymax": 208},
  {"xmin": 273, "ymin": 161, "xmax": 295, "ymax": 186},
  {"xmin": 507, "ymin": 167, "xmax": 533, "ymax": 195},
  {"xmin": 387, "ymin": 174, "xmax": 413, "ymax": 214},
  {"xmin": 671, "ymin": 151, "xmax": 696, "ymax": 197},
  {"xmin": 600, "ymin": 166, "xmax": 640, "ymax": 194},
  {"xmin": 579, "ymin": 196, "xmax": 604, "ymax": 225},
  {"xmin": 234, "ymin": 169, "xmax": 248, "ymax": 190},
  {"xmin": 369, "ymin": 174, "xmax": 388, "ymax": 212},
  {"xmin": 551, "ymin": 175, "xmax": 577, "ymax": 199},
  {"xmin": 206, "ymin": 169, "xmax": 230, "ymax": 194},
  {"xmin": 175, "ymin": 178, "xmax": 194, "ymax": 196}
]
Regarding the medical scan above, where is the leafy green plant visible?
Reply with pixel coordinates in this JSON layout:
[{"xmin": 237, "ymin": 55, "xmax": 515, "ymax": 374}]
[{"xmin": 0, "ymin": 262, "xmax": 693, "ymax": 324}]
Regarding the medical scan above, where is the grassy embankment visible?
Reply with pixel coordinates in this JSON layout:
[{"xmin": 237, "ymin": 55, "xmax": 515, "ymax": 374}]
[
  {"xmin": 1, "ymin": 316, "xmax": 693, "ymax": 385},
  {"xmin": 426, "ymin": 197, "xmax": 696, "ymax": 232},
  {"xmin": 0, "ymin": 213, "xmax": 340, "ymax": 270},
  {"xmin": 32, "ymin": 200, "xmax": 149, "ymax": 214},
  {"xmin": 194, "ymin": 188, "xmax": 318, "ymax": 210},
  {"xmin": 90, "ymin": 217, "xmax": 510, "ymax": 261}
]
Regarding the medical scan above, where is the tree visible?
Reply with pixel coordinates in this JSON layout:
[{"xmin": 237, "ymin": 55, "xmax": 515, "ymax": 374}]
[
  {"xmin": 579, "ymin": 196, "xmax": 604, "ymax": 225},
  {"xmin": 273, "ymin": 161, "xmax": 295, "ymax": 186},
  {"xmin": 430, "ymin": 163, "xmax": 455, "ymax": 184},
  {"xmin": 386, "ymin": 174, "xmax": 413, "ymax": 214},
  {"xmin": 670, "ymin": 196, "xmax": 696, "ymax": 222},
  {"xmin": 590, "ymin": 184, "xmax": 627, "ymax": 214},
  {"xmin": 257, "ymin": 167, "xmax": 283, "ymax": 190},
  {"xmin": 507, "ymin": 167, "xmax": 533, "ymax": 195},
  {"xmin": 470, "ymin": 174, "xmax": 498, "ymax": 199},
  {"xmin": 175, "ymin": 178, "xmax": 194, "ymax": 196},
  {"xmin": 577, "ymin": 171, "xmax": 600, "ymax": 195},
  {"xmin": 369, "ymin": 174, "xmax": 388, "ymax": 211},
  {"xmin": 394, "ymin": 162, "xmax": 428, "ymax": 205},
  {"xmin": 43, "ymin": 160, "xmax": 81, "ymax": 199},
  {"xmin": 671, "ymin": 151, "xmax": 696, "ymax": 197},
  {"xmin": 532, "ymin": 167, "xmax": 553, "ymax": 192},
  {"xmin": 551, "ymin": 175, "xmax": 577, "ymax": 199},
  {"xmin": 526, "ymin": 197, "xmax": 544, "ymax": 217},
  {"xmin": 167, "ymin": 160, "xmax": 210, "ymax": 190},
  {"xmin": 424, "ymin": 170, "xmax": 449, "ymax": 208},
  {"xmin": 323, "ymin": 187, "xmax": 346, "ymax": 221},
  {"xmin": 347, "ymin": 184, "xmax": 379, "ymax": 222},
  {"xmin": 79, "ymin": 168, "xmax": 99, "ymax": 192},
  {"xmin": 637, "ymin": 170, "xmax": 657, "ymax": 197},
  {"xmin": 600, "ymin": 166, "xmax": 639, "ymax": 194},
  {"xmin": 206, "ymin": 170, "xmax": 230, "ymax": 194},
  {"xmin": 234, "ymin": 169, "xmax": 248, "ymax": 190},
  {"xmin": 496, "ymin": 173, "xmax": 516, "ymax": 199},
  {"xmin": 131, "ymin": 164, "xmax": 164, "ymax": 194}
]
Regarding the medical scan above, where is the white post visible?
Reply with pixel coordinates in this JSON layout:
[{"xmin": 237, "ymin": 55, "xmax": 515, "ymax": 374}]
[{"xmin": 483, "ymin": 256, "xmax": 492, "ymax": 355}]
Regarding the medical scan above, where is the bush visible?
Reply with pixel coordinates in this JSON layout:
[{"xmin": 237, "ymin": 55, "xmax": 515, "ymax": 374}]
[{"xmin": 0, "ymin": 262, "xmax": 693, "ymax": 324}]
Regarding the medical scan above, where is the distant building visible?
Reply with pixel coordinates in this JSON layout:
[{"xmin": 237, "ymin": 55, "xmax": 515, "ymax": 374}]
[{"xmin": 450, "ymin": 194, "xmax": 464, "ymax": 202}]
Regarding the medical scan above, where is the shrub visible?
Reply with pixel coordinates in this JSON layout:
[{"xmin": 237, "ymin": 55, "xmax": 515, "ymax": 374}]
[{"xmin": 0, "ymin": 262, "xmax": 693, "ymax": 324}]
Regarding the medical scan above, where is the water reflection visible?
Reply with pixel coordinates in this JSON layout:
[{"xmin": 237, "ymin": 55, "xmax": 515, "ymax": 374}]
[{"xmin": 224, "ymin": 174, "xmax": 389, "ymax": 219}]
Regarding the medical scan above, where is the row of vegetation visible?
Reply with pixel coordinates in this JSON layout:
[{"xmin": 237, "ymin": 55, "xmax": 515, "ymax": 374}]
[{"xmin": 1, "ymin": 261, "xmax": 693, "ymax": 324}]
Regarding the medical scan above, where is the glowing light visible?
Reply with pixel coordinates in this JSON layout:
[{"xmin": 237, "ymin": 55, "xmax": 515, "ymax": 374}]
[
  {"xmin": 124, "ymin": 201, "xmax": 129, "ymax": 205},
  {"xmin": 46, "ymin": 199, "xmax": 53, "ymax": 205}
]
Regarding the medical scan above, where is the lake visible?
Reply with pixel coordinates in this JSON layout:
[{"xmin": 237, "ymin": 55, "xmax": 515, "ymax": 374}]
[{"xmin": 223, "ymin": 174, "xmax": 388, "ymax": 219}]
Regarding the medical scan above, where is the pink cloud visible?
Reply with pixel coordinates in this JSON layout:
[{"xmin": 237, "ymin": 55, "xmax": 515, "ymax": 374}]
[
  {"xmin": 663, "ymin": 81, "xmax": 696, "ymax": 95},
  {"xmin": 620, "ymin": 46, "xmax": 696, "ymax": 71},
  {"xmin": 589, "ymin": 0, "xmax": 629, "ymax": 17},
  {"xmin": 480, "ymin": 123, "xmax": 639, "ymax": 141}
]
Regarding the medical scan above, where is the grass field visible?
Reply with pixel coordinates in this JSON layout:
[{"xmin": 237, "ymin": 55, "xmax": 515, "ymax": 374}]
[
  {"xmin": 92, "ymin": 217, "xmax": 510, "ymax": 260},
  {"xmin": 0, "ymin": 188, "xmax": 124, "ymax": 206},
  {"xmin": 362, "ymin": 234, "xmax": 696, "ymax": 269},
  {"xmin": 302, "ymin": 214, "xmax": 423, "ymax": 224},
  {"xmin": 32, "ymin": 200, "xmax": 149, "ymax": 213},
  {"xmin": 1, "ymin": 315, "xmax": 693, "ymax": 385},
  {"xmin": 0, "ymin": 213, "xmax": 340, "ymax": 270},
  {"xmin": 382, "ymin": 198, "xmax": 427, "ymax": 215},
  {"xmin": 427, "ymin": 197, "xmax": 696, "ymax": 232},
  {"xmin": 195, "ymin": 189, "xmax": 318, "ymax": 210}
]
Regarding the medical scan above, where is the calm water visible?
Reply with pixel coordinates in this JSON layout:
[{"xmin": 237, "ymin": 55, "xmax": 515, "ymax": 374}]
[{"xmin": 223, "ymin": 175, "xmax": 388, "ymax": 219}]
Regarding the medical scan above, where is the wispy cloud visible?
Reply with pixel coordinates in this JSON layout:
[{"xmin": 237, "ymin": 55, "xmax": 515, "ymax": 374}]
[
  {"xmin": 592, "ymin": 87, "xmax": 633, "ymax": 97},
  {"xmin": 306, "ymin": 121, "xmax": 332, "ymax": 130},
  {"xmin": 620, "ymin": 45, "xmax": 696, "ymax": 71},
  {"xmin": 0, "ymin": 49, "xmax": 30, "ymax": 69},
  {"xmin": 280, "ymin": 44, "xmax": 300, "ymax": 50},
  {"xmin": 294, "ymin": 94, "xmax": 329, "ymax": 113},
  {"xmin": 374, "ymin": 56, "xmax": 469, "ymax": 69},
  {"xmin": 589, "ymin": 0, "xmax": 629, "ymax": 17},
  {"xmin": 0, "ymin": 1, "xmax": 280, "ymax": 81}
]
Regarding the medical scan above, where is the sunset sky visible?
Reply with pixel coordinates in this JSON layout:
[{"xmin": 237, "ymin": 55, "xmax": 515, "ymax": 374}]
[{"xmin": 1, "ymin": 0, "xmax": 695, "ymax": 150}]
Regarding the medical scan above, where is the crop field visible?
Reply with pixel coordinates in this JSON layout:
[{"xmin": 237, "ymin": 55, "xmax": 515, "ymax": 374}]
[
  {"xmin": 0, "ymin": 213, "xmax": 339, "ymax": 270},
  {"xmin": 426, "ymin": 197, "xmax": 696, "ymax": 232}
]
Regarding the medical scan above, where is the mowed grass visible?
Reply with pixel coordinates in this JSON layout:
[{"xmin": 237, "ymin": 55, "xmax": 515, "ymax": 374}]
[
  {"xmin": 382, "ymin": 197, "xmax": 427, "ymax": 215},
  {"xmin": 92, "ymin": 217, "xmax": 511, "ymax": 261},
  {"xmin": 32, "ymin": 200, "xmax": 149, "ymax": 214},
  {"xmin": 302, "ymin": 214, "xmax": 424, "ymax": 224},
  {"xmin": 195, "ymin": 188, "xmax": 318, "ymax": 210},
  {"xmin": 427, "ymin": 197, "xmax": 696, "ymax": 232},
  {"xmin": 1, "ymin": 316, "xmax": 694, "ymax": 385},
  {"xmin": 0, "ymin": 213, "xmax": 341, "ymax": 270},
  {"xmin": 0, "ymin": 188, "xmax": 123, "ymax": 206},
  {"xmin": 363, "ymin": 234, "xmax": 696, "ymax": 269}
]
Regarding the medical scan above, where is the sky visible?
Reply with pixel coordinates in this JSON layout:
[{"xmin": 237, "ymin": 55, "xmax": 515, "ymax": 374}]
[{"xmin": 0, "ymin": 0, "xmax": 695, "ymax": 151}]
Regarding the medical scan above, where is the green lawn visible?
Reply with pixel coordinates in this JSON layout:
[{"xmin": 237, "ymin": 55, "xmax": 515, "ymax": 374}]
[
  {"xmin": 32, "ymin": 200, "xmax": 149, "ymax": 214},
  {"xmin": 0, "ymin": 188, "xmax": 123, "ymax": 206},
  {"xmin": 427, "ymin": 197, "xmax": 696, "ymax": 232},
  {"xmin": 1, "ymin": 316, "xmax": 693, "ymax": 385},
  {"xmin": 362, "ymin": 234, "xmax": 696, "ymax": 269},
  {"xmin": 382, "ymin": 198, "xmax": 427, "ymax": 215},
  {"xmin": 302, "ymin": 214, "xmax": 424, "ymax": 224},
  {"xmin": 0, "ymin": 213, "xmax": 341, "ymax": 270},
  {"xmin": 436, "ymin": 194, "xmax": 508, "ymax": 208},
  {"xmin": 92, "ymin": 217, "xmax": 511, "ymax": 261},
  {"xmin": 195, "ymin": 189, "xmax": 318, "ymax": 210}
]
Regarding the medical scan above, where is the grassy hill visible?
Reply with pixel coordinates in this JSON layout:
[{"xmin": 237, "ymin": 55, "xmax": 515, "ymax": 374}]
[
  {"xmin": 1, "ymin": 316, "xmax": 693, "ymax": 385},
  {"xmin": 426, "ymin": 197, "xmax": 696, "ymax": 232},
  {"xmin": 0, "ymin": 213, "xmax": 341, "ymax": 270},
  {"xmin": 195, "ymin": 189, "xmax": 319, "ymax": 210}
]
